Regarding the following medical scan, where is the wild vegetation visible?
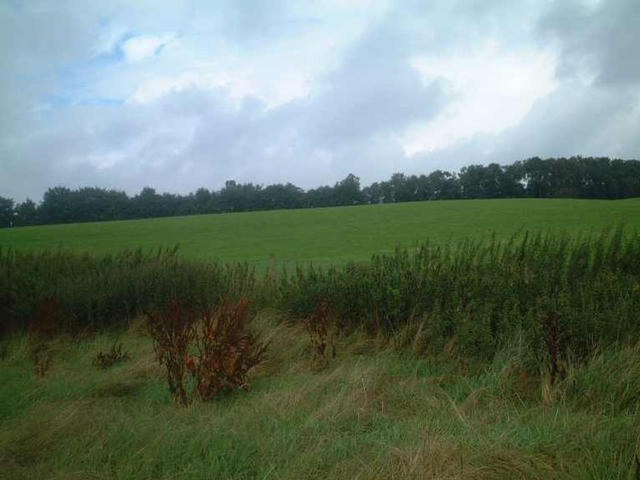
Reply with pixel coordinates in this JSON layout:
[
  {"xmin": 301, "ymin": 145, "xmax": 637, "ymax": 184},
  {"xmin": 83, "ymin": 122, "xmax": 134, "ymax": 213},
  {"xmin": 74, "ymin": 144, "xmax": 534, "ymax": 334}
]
[
  {"xmin": 0, "ymin": 247, "xmax": 254, "ymax": 335},
  {"xmin": 1, "ymin": 209, "xmax": 639, "ymax": 477},
  {"xmin": 282, "ymin": 229, "xmax": 640, "ymax": 368},
  {"xmin": 1, "ymin": 156, "xmax": 639, "ymax": 227},
  {"xmin": 146, "ymin": 297, "xmax": 268, "ymax": 405}
]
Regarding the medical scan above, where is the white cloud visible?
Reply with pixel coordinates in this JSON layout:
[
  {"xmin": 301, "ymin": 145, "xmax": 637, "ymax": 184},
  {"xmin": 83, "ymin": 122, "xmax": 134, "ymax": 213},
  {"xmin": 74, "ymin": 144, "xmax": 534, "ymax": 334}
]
[
  {"xmin": 121, "ymin": 33, "xmax": 175, "ymax": 62},
  {"xmin": 404, "ymin": 43, "xmax": 558, "ymax": 155},
  {"xmin": 129, "ymin": 72, "xmax": 232, "ymax": 104}
]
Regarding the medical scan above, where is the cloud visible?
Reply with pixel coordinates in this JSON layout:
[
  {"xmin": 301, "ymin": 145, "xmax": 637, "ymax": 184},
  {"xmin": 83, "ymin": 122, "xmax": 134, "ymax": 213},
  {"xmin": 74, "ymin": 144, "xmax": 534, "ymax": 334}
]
[
  {"xmin": 539, "ymin": 0, "xmax": 640, "ymax": 86},
  {"xmin": 121, "ymin": 33, "xmax": 175, "ymax": 62},
  {"xmin": 416, "ymin": 83, "xmax": 640, "ymax": 172},
  {"xmin": 406, "ymin": 43, "xmax": 558, "ymax": 154},
  {"xmin": 1, "ymin": 0, "xmax": 639, "ymax": 203}
]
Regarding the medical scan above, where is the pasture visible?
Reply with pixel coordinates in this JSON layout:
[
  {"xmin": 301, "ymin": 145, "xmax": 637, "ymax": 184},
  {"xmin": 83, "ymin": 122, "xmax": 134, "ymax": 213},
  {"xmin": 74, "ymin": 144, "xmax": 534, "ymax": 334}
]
[{"xmin": 2, "ymin": 198, "xmax": 640, "ymax": 269}]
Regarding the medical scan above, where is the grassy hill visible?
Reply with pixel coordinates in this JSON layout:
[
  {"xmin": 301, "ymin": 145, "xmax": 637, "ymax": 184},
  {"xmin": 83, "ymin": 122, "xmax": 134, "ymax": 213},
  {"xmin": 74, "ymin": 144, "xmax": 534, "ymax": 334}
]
[
  {"xmin": 2, "ymin": 198, "xmax": 640, "ymax": 479},
  {"xmin": 1, "ymin": 198, "xmax": 640, "ymax": 269}
]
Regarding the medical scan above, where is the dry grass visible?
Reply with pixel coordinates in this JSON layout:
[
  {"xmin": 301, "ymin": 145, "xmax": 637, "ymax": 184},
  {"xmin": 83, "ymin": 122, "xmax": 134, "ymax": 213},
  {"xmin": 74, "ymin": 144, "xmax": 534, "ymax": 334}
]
[{"xmin": 1, "ymin": 319, "xmax": 639, "ymax": 479}]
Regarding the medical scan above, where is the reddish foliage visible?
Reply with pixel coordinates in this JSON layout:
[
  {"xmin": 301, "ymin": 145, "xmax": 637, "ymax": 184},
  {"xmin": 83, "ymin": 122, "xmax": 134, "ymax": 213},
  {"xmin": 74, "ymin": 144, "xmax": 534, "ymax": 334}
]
[
  {"xmin": 29, "ymin": 297, "xmax": 63, "ymax": 339},
  {"xmin": 190, "ymin": 298, "xmax": 268, "ymax": 400},
  {"xmin": 146, "ymin": 301, "xmax": 198, "ymax": 405},
  {"xmin": 27, "ymin": 297, "xmax": 63, "ymax": 378},
  {"xmin": 32, "ymin": 343, "xmax": 53, "ymax": 378},
  {"xmin": 0, "ymin": 291, "xmax": 14, "ymax": 337},
  {"xmin": 93, "ymin": 341, "xmax": 131, "ymax": 369},
  {"xmin": 146, "ymin": 297, "xmax": 267, "ymax": 405},
  {"xmin": 303, "ymin": 299, "xmax": 336, "ymax": 366},
  {"xmin": 544, "ymin": 312, "xmax": 567, "ymax": 383}
]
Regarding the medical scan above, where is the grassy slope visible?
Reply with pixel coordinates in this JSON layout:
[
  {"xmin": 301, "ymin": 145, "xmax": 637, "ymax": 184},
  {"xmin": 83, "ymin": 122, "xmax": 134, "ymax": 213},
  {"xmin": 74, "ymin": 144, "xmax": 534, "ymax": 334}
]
[
  {"xmin": 2, "ymin": 198, "xmax": 640, "ymax": 478},
  {"xmin": 1, "ymin": 318, "xmax": 638, "ymax": 479},
  {"xmin": 1, "ymin": 198, "xmax": 640, "ymax": 270}
]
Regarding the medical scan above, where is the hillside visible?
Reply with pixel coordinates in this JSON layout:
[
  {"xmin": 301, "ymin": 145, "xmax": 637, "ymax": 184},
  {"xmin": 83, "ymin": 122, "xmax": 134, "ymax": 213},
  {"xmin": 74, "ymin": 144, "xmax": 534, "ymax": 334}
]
[{"xmin": 2, "ymin": 198, "xmax": 640, "ymax": 270}]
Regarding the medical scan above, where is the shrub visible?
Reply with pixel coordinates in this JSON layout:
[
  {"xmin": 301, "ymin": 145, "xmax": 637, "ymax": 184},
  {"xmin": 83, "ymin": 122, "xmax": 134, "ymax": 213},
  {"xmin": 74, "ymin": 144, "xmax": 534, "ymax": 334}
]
[
  {"xmin": 280, "ymin": 228, "xmax": 640, "ymax": 371},
  {"xmin": 146, "ymin": 298, "xmax": 267, "ymax": 405},
  {"xmin": 189, "ymin": 298, "xmax": 268, "ymax": 400},
  {"xmin": 146, "ymin": 301, "xmax": 198, "ymax": 405},
  {"xmin": 302, "ymin": 299, "xmax": 336, "ymax": 366},
  {"xmin": 31, "ymin": 343, "xmax": 52, "ymax": 378},
  {"xmin": 0, "ymin": 247, "xmax": 256, "ymax": 335},
  {"xmin": 26, "ymin": 297, "xmax": 62, "ymax": 378}
]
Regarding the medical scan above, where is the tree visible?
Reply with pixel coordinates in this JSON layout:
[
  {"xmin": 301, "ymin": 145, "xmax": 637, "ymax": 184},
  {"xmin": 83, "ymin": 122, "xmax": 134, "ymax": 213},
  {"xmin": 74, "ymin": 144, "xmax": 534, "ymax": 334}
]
[
  {"xmin": 5, "ymin": 156, "xmax": 639, "ymax": 227},
  {"xmin": 426, "ymin": 170, "xmax": 460, "ymax": 199},
  {"xmin": 333, "ymin": 174, "xmax": 362, "ymax": 205},
  {"xmin": 14, "ymin": 199, "xmax": 39, "ymax": 226},
  {"xmin": 133, "ymin": 187, "xmax": 162, "ymax": 218},
  {"xmin": 0, "ymin": 196, "xmax": 15, "ymax": 228},
  {"xmin": 193, "ymin": 188, "xmax": 212, "ymax": 214},
  {"xmin": 40, "ymin": 187, "xmax": 74, "ymax": 224}
]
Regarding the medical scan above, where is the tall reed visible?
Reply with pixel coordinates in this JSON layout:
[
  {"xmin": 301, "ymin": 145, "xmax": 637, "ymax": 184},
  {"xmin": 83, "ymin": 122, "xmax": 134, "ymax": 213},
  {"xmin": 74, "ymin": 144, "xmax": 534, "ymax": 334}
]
[
  {"xmin": 0, "ymin": 246, "xmax": 255, "ymax": 335},
  {"xmin": 279, "ymin": 227, "xmax": 640, "ymax": 367}
]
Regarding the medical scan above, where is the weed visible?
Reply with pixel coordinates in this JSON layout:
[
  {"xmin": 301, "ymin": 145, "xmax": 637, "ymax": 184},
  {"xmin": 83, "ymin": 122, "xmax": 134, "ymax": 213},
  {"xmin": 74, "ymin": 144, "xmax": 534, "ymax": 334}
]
[
  {"xmin": 0, "ymin": 247, "xmax": 255, "ymax": 334},
  {"xmin": 282, "ymin": 228, "xmax": 640, "ymax": 371},
  {"xmin": 190, "ymin": 298, "xmax": 268, "ymax": 400},
  {"xmin": 92, "ymin": 341, "xmax": 131, "ymax": 369},
  {"xmin": 31, "ymin": 343, "xmax": 52, "ymax": 378},
  {"xmin": 25, "ymin": 297, "xmax": 62, "ymax": 378},
  {"xmin": 542, "ymin": 311, "xmax": 567, "ymax": 384},
  {"xmin": 146, "ymin": 301, "xmax": 197, "ymax": 405},
  {"xmin": 302, "ymin": 299, "xmax": 336, "ymax": 367},
  {"xmin": 146, "ymin": 298, "xmax": 267, "ymax": 404}
]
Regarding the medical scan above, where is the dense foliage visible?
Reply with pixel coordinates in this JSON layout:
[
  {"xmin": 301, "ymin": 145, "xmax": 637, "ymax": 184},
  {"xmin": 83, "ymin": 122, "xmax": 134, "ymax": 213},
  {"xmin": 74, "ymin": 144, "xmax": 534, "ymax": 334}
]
[
  {"xmin": 2, "ymin": 156, "xmax": 639, "ymax": 227},
  {"xmin": 2, "ymin": 228, "xmax": 639, "ymax": 376},
  {"xmin": 0, "ymin": 247, "xmax": 254, "ymax": 334},
  {"xmin": 281, "ymin": 228, "xmax": 640, "ymax": 369}
]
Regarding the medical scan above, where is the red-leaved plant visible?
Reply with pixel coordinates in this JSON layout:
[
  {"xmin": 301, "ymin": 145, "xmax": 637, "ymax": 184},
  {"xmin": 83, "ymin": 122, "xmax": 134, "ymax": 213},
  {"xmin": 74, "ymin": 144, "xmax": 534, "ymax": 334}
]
[
  {"xmin": 146, "ymin": 297, "xmax": 267, "ymax": 405},
  {"xmin": 188, "ymin": 298, "xmax": 268, "ymax": 401},
  {"xmin": 146, "ymin": 301, "xmax": 197, "ymax": 405},
  {"xmin": 303, "ymin": 299, "xmax": 336, "ymax": 367}
]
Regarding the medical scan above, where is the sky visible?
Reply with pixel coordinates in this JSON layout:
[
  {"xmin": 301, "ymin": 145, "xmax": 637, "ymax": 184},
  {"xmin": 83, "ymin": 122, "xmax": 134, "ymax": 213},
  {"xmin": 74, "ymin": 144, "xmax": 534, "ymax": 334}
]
[{"xmin": 1, "ymin": 0, "xmax": 639, "ymax": 202}]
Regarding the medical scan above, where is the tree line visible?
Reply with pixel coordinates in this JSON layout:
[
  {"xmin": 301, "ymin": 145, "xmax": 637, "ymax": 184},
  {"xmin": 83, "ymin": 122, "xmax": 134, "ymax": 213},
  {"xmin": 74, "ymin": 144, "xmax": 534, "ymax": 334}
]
[{"xmin": 1, "ymin": 156, "xmax": 639, "ymax": 228}]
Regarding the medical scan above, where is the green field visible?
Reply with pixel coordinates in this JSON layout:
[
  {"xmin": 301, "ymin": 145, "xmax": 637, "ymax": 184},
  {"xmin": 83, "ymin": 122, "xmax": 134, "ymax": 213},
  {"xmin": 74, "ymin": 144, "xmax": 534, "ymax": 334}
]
[
  {"xmin": 2, "ymin": 198, "xmax": 640, "ymax": 479},
  {"xmin": 3, "ymin": 323, "xmax": 639, "ymax": 480},
  {"xmin": 2, "ymin": 198, "xmax": 640, "ymax": 269}
]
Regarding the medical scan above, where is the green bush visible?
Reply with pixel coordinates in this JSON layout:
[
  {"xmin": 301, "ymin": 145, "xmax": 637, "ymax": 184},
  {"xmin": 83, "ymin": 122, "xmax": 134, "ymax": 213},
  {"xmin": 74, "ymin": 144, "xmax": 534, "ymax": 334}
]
[
  {"xmin": 279, "ymin": 228, "xmax": 640, "ymax": 367},
  {"xmin": 2, "ymin": 228, "xmax": 639, "ymax": 375},
  {"xmin": 0, "ymin": 246, "xmax": 255, "ymax": 335}
]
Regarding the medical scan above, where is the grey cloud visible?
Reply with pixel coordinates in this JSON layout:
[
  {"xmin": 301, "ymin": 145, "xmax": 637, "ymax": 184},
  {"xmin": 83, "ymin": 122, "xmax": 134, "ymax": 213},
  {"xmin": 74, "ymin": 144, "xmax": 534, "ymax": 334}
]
[
  {"xmin": 419, "ymin": 83, "xmax": 640, "ymax": 171},
  {"xmin": 305, "ymin": 21, "xmax": 447, "ymax": 144},
  {"xmin": 175, "ymin": 17, "xmax": 448, "ymax": 189},
  {"xmin": 1, "ymin": 0, "xmax": 639, "ymax": 203},
  {"xmin": 540, "ymin": 0, "xmax": 640, "ymax": 85}
]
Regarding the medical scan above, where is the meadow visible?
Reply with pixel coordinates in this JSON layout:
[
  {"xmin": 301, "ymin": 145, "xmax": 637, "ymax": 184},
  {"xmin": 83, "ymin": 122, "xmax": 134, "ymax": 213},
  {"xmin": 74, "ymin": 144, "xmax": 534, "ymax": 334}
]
[
  {"xmin": 1, "ymin": 198, "xmax": 640, "ymax": 479},
  {"xmin": 2, "ymin": 198, "xmax": 640, "ymax": 269}
]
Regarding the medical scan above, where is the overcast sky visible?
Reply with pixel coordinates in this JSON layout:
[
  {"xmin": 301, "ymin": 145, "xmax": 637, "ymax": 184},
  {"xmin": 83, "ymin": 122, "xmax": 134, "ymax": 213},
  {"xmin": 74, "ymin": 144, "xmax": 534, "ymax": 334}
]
[{"xmin": 2, "ymin": 0, "xmax": 639, "ymax": 202}]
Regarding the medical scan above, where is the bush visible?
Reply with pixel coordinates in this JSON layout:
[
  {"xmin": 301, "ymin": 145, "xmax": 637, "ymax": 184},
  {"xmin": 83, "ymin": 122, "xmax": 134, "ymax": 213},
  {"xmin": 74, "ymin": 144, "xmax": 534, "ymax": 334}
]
[
  {"xmin": 0, "ymin": 247, "xmax": 255, "ymax": 335},
  {"xmin": 190, "ymin": 298, "xmax": 268, "ymax": 400},
  {"xmin": 279, "ymin": 228, "xmax": 640, "ymax": 372},
  {"xmin": 146, "ymin": 301, "xmax": 198, "ymax": 405},
  {"xmin": 146, "ymin": 298, "xmax": 267, "ymax": 405},
  {"xmin": 302, "ymin": 299, "xmax": 336, "ymax": 367}
]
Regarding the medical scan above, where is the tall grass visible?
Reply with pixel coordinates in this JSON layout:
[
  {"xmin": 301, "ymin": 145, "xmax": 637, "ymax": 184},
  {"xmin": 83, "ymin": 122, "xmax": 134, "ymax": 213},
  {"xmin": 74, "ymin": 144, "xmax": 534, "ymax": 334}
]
[
  {"xmin": 280, "ymin": 227, "xmax": 640, "ymax": 368},
  {"xmin": 1, "ymin": 229, "xmax": 640, "ymax": 478},
  {"xmin": 2, "ymin": 228, "xmax": 639, "ymax": 371},
  {"xmin": 0, "ymin": 247, "xmax": 255, "ymax": 335}
]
